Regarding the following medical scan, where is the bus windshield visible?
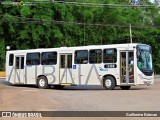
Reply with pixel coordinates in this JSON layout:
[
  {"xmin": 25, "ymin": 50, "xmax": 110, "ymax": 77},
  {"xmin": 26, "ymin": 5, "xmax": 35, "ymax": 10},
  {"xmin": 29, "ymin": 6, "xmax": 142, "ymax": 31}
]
[{"xmin": 137, "ymin": 45, "xmax": 153, "ymax": 71}]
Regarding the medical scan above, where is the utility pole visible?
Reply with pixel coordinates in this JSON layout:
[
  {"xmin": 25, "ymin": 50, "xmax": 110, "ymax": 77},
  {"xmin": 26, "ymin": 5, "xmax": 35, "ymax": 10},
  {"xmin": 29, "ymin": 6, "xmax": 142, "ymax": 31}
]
[
  {"xmin": 129, "ymin": 23, "xmax": 132, "ymax": 43},
  {"xmin": 84, "ymin": 16, "xmax": 85, "ymax": 46},
  {"xmin": 101, "ymin": 29, "xmax": 103, "ymax": 45}
]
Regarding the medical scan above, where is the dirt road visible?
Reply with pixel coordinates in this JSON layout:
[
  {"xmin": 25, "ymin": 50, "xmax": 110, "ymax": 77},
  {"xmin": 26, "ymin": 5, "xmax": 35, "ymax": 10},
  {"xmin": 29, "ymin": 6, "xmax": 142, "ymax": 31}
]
[{"xmin": 0, "ymin": 77, "xmax": 160, "ymax": 120}]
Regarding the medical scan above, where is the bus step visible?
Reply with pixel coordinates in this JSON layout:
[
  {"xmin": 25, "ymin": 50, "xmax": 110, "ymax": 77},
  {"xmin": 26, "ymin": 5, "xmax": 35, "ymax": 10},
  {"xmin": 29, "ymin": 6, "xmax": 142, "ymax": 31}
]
[{"xmin": 60, "ymin": 83, "xmax": 75, "ymax": 86}]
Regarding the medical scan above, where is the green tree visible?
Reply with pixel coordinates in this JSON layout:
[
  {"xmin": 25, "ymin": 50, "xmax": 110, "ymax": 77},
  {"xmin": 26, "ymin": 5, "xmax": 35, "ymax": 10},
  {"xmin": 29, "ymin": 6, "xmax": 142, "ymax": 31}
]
[{"xmin": 0, "ymin": 0, "xmax": 160, "ymax": 73}]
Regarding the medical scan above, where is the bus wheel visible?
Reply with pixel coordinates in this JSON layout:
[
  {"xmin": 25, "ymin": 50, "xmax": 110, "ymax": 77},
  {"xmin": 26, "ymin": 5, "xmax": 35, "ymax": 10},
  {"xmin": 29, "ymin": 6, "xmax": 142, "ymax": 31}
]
[
  {"xmin": 120, "ymin": 86, "xmax": 131, "ymax": 90},
  {"xmin": 54, "ymin": 85, "xmax": 64, "ymax": 89},
  {"xmin": 103, "ymin": 76, "xmax": 116, "ymax": 90},
  {"xmin": 37, "ymin": 76, "xmax": 48, "ymax": 89}
]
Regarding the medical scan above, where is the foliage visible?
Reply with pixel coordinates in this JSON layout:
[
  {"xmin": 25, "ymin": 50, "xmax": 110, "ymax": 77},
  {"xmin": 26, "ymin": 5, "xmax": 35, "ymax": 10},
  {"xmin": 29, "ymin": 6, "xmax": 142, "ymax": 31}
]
[{"xmin": 0, "ymin": 0, "xmax": 160, "ymax": 73}]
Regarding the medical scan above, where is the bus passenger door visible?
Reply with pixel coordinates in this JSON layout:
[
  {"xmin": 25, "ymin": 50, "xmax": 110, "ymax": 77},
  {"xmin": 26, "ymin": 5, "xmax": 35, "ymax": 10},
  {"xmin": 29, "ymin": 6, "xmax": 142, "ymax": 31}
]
[
  {"xmin": 120, "ymin": 51, "xmax": 134, "ymax": 84},
  {"xmin": 59, "ymin": 54, "xmax": 73, "ymax": 84},
  {"xmin": 15, "ymin": 56, "xmax": 24, "ymax": 84}
]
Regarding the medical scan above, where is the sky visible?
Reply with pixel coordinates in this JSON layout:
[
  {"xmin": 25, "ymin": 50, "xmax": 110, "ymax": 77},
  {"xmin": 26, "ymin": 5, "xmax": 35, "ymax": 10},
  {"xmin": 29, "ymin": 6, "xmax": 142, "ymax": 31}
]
[{"xmin": 150, "ymin": 0, "xmax": 154, "ymax": 2}]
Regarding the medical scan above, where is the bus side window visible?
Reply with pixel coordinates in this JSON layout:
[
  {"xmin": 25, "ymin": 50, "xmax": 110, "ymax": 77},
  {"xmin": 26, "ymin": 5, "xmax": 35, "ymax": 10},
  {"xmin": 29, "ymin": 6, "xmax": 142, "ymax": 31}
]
[
  {"xmin": 26, "ymin": 53, "xmax": 40, "ymax": 65},
  {"xmin": 103, "ymin": 49, "xmax": 117, "ymax": 63},
  {"xmin": 41, "ymin": 52, "xmax": 57, "ymax": 65},
  {"xmin": 89, "ymin": 49, "xmax": 102, "ymax": 64},
  {"xmin": 9, "ymin": 54, "xmax": 14, "ymax": 66},
  {"xmin": 75, "ymin": 50, "xmax": 88, "ymax": 64}
]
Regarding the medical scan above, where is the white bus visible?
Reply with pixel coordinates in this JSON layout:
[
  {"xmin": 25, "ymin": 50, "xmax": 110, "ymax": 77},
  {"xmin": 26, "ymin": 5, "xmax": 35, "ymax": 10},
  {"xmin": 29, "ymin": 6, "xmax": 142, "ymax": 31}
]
[{"xmin": 6, "ymin": 43, "xmax": 154, "ymax": 90}]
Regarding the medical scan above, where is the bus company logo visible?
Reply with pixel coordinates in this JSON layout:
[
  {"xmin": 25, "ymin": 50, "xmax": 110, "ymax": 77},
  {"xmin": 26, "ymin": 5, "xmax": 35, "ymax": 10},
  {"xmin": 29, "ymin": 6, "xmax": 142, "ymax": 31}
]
[
  {"xmin": 99, "ymin": 67, "xmax": 108, "ymax": 71},
  {"xmin": 2, "ymin": 112, "xmax": 11, "ymax": 117}
]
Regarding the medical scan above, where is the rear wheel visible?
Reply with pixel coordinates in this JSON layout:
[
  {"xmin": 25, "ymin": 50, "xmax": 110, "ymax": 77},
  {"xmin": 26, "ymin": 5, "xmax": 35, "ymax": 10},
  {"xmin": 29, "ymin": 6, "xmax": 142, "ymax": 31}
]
[
  {"xmin": 103, "ymin": 76, "xmax": 116, "ymax": 90},
  {"xmin": 54, "ymin": 85, "xmax": 64, "ymax": 89},
  {"xmin": 120, "ymin": 86, "xmax": 131, "ymax": 90},
  {"xmin": 37, "ymin": 76, "xmax": 48, "ymax": 89}
]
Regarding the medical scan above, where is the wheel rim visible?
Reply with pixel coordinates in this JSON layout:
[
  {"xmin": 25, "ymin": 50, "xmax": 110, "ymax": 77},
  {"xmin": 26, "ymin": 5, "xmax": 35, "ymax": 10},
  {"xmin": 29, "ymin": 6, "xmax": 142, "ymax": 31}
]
[
  {"xmin": 105, "ymin": 79, "xmax": 112, "ymax": 88},
  {"xmin": 39, "ymin": 79, "xmax": 45, "ymax": 87}
]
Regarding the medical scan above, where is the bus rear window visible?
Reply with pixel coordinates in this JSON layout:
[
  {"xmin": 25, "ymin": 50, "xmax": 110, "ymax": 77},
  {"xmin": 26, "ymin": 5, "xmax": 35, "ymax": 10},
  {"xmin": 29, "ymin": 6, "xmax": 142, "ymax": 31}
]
[{"xmin": 9, "ymin": 54, "xmax": 14, "ymax": 66}]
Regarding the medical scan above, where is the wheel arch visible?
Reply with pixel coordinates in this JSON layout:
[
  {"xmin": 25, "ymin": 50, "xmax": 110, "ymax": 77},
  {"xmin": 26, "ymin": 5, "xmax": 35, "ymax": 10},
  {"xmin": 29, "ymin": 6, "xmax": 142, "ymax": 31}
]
[
  {"xmin": 102, "ymin": 74, "xmax": 117, "ymax": 87},
  {"xmin": 36, "ymin": 75, "xmax": 48, "ymax": 86}
]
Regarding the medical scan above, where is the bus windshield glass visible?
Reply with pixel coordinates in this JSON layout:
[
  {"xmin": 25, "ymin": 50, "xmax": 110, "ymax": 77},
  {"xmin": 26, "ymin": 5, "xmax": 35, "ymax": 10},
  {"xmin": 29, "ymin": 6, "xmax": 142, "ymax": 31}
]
[{"xmin": 137, "ymin": 45, "xmax": 153, "ymax": 71}]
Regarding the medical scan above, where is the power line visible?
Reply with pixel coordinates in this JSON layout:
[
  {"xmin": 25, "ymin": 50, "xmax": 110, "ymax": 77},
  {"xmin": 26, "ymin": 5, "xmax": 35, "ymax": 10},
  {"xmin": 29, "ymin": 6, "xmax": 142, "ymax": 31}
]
[
  {"xmin": 1, "ymin": 15, "xmax": 160, "ymax": 28},
  {"xmin": 0, "ymin": 1, "xmax": 159, "ymax": 8}
]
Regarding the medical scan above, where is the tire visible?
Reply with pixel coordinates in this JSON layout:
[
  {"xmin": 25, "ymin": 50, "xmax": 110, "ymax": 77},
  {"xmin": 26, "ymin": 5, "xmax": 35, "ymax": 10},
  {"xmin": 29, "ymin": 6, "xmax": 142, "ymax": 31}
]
[
  {"xmin": 54, "ymin": 85, "xmax": 64, "ymax": 89},
  {"xmin": 37, "ymin": 76, "xmax": 48, "ymax": 89},
  {"xmin": 120, "ymin": 86, "xmax": 131, "ymax": 90},
  {"xmin": 103, "ymin": 76, "xmax": 116, "ymax": 90}
]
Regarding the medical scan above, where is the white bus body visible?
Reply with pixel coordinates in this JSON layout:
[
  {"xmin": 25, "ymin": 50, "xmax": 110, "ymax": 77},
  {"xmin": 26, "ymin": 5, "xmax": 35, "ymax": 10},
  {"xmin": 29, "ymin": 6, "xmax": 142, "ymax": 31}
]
[{"xmin": 6, "ymin": 43, "xmax": 154, "ymax": 90}]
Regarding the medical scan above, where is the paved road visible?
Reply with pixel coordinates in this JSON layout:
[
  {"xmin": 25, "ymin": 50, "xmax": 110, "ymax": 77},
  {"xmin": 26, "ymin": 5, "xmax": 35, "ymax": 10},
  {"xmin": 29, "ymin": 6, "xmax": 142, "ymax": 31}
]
[{"xmin": 0, "ymin": 77, "xmax": 160, "ymax": 120}]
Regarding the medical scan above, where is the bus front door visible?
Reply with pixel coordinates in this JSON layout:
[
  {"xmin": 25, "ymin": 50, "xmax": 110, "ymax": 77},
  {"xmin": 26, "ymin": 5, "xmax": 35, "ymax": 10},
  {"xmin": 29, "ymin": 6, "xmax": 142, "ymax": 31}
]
[
  {"xmin": 59, "ymin": 54, "xmax": 73, "ymax": 84},
  {"xmin": 120, "ymin": 51, "xmax": 134, "ymax": 84},
  {"xmin": 15, "ymin": 56, "xmax": 24, "ymax": 84}
]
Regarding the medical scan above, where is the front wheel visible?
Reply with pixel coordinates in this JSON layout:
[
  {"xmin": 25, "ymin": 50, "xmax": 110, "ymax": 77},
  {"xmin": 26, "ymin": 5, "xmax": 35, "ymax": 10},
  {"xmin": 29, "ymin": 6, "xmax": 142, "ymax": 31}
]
[
  {"xmin": 37, "ymin": 76, "xmax": 48, "ymax": 89},
  {"xmin": 120, "ymin": 86, "xmax": 131, "ymax": 90},
  {"xmin": 103, "ymin": 76, "xmax": 116, "ymax": 90}
]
